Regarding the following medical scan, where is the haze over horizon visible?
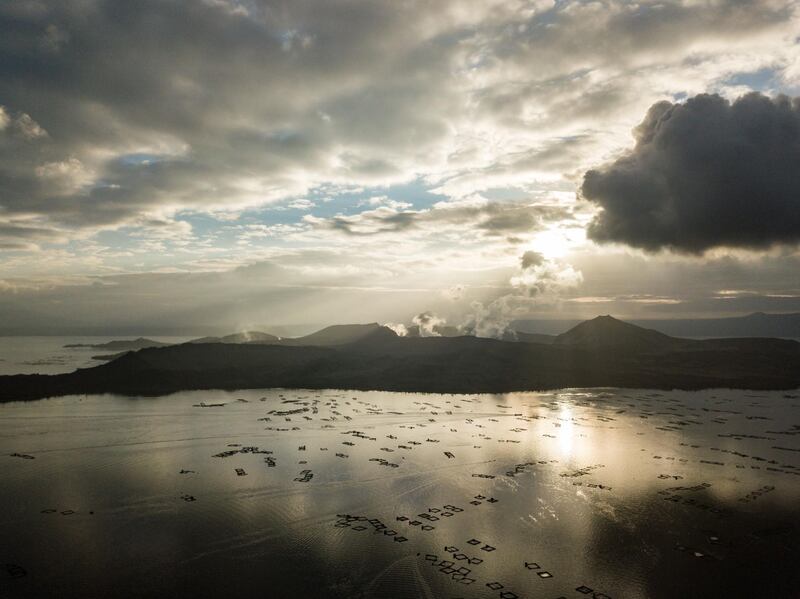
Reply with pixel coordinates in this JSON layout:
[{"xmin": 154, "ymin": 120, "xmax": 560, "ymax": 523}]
[{"xmin": 2, "ymin": 0, "xmax": 800, "ymax": 336}]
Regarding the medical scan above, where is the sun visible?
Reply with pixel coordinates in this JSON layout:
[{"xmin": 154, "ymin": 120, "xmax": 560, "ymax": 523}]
[{"xmin": 528, "ymin": 229, "xmax": 575, "ymax": 259}]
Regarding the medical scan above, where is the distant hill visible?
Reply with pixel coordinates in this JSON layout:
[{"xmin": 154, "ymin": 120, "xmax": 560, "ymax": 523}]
[
  {"xmin": 3, "ymin": 316, "xmax": 800, "ymax": 401},
  {"xmin": 513, "ymin": 331, "xmax": 556, "ymax": 344},
  {"xmin": 633, "ymin": 312, "xmax": 800, "ymax": 339},
  {"xmin": 64, "ymin": 337, "xmax": 171, "ymax": 351},
  {"xmin": 510, "ymin": 319, "xmax": 582, "ymax": 336},
  {"xmin": 280, "ymin": 323, "xmax": 397, "ymax": 346},
  {"xmin": 186, "ymin": 324, "xmax": 396, "ymax": 347},
  {"xmin": 91, "ymin": 351, "xmax": 133, "ymax": 362},
  {"xmin": 513, "ymin": 312, "xmax": 800, "ymax": 339},
  {"xmin": 187, "ymin": 331, "xmax": 280, "ymax": 344},
  {"xmin": 553, "ymin": 315, "xmax": 680, "ymax": 351}
]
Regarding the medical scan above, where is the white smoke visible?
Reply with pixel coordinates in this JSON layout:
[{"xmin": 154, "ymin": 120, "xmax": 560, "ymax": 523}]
[
  {"xmin": 412, "ymin": 311, "xmax": 447, "ymax": 337},
  {"xmin": 461, "ymin": 251, "xmax": 582, "ymax": 339},
  {"xmin": 384, "ymin": 322, "xmax": 409, "ymax": 336},
  {"xmin": 390, "ymin": 252, "xmax": 581, "ymax": 340}
]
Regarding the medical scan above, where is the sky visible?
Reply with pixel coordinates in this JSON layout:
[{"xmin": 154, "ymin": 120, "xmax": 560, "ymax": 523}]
[{"xmin": 1, "ymin": 0, "xmax": 800, "ymax": 335}]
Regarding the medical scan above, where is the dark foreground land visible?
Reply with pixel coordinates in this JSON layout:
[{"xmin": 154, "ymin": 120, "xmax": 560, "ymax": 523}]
[{"xmin": 2, "ymin": 316, "xmax": 799, "ymax": 401}]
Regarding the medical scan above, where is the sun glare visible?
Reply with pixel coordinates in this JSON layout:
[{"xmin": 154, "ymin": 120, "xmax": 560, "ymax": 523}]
[
  {"xmin": 529, "ymin": 230, "xmax": 574, "ymax": 258},
  {"xmin": 557, "ymin": 405, "xmax": 575, "ymax": 457}
]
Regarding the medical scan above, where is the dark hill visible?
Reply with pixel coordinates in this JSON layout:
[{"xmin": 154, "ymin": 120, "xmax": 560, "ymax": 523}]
[
  {"xmin": 513, "ymin": 312, "xmax": 800, "ymax": 340},
  {"xmin": 280, "ymin": 323, "xmax": 397, "ymax": 346},
  {"xmin": 187, "ymin": 331, "xmax": 280, "ymax": 344},
  {"xmin": 513, "ymin": 331, "xmax": 556, "ymax": 344},
  {"xmin": 553, "ymin": 315, "xmax": 680, "ymax": 351}
]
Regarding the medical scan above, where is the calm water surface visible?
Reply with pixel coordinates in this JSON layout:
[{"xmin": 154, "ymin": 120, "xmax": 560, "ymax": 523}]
[
  {"xmin": 0, "ymin": 337, "xmax": 191, "ymax": 375},
  {"xmin": 1, "ymin": 388, "xmax": 799, "ymax": 598}
]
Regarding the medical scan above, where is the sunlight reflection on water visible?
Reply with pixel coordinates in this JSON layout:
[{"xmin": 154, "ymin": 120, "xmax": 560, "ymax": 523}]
[{"xmin": 1, "ymin": 387, "xmax": 799, "ymax": 598}]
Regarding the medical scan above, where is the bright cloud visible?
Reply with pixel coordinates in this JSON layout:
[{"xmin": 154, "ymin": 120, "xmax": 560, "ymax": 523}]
[{"xmin": 0, "ymin": 0, "xmax": 798, "ymax": 331}]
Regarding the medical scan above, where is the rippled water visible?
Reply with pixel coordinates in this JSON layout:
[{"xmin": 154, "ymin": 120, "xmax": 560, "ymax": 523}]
[{"xmin": 1, "ymin": 388, "xmax": 799, "ymax": 598}]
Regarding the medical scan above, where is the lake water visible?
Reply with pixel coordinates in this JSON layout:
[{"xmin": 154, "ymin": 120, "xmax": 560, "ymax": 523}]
[
  {"xmin": 0, "ymin": 337, "xmax": 191, "ymax": 375},
  {"xmin": 1, "ymin": 388, "xmax": 799, "ymax": 598}
]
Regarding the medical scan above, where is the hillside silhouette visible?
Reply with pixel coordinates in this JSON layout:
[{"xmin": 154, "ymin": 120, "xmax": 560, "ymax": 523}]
[{"xmin": 3, "ymin": 316, "xmax": 799, "ymax": 401}]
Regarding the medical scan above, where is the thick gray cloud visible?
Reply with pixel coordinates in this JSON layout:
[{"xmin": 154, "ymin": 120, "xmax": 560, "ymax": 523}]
[
  {"xmin": 0, "ymin": 0, "xmax": 473, "ymax": 232},
  {"xmin": 583, "ymin": 92, "xmax": 800, "ymax": 253},
  {"xmin": 1, "ymin": 0, "xmax": 796, "ymax": 241}
]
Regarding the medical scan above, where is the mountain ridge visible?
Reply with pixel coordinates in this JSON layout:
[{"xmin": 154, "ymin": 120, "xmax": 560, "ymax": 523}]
[
  {"xmin": 513, "ymin": 311, "xmax": 800, "ymax": 339},
  {"xmin": 552, "ymin": 315, "xmax": 680, "ymax": 350},
  {"xmin": 2, "ymin": 316, "xmax": 799, "ymax": 401}
]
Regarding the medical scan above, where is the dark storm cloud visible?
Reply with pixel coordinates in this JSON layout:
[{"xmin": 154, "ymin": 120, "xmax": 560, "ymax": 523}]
[
  {"xmin": 0, "ymin": 0, "xmax": 796, "ymax": 247},
  {"xmin": 583, "ymin": 93, "xmax": 800, "ymax": 253}
]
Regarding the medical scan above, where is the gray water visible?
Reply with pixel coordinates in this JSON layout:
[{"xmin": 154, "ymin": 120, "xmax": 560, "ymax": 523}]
[
  {"xmin": 0, "ymin": 337, "xmax": 191, "ymax": 375},
  {"xmin": 1, "ymin": 388, "xmax": 799, "ymax": 599}
]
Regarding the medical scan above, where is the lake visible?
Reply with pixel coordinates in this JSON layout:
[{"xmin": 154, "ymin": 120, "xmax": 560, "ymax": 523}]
[
  {"xmin": 0, "ymin": 337, "xmax": 191, "ymax": 376},
  {"xmin": 1, "ymin": 387, "xmax": 799, "ymax": 598}
]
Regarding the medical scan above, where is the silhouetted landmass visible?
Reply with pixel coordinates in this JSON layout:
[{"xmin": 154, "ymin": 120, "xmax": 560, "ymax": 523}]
[
  {"xmin": 513, "ymin": 331, "xmax": 556, "ymax": 344},
  {"xmin": 2, "ymin": 316, "xmax": 799, "ymax": 401},
  {"xmin": 64, "ymin": 337, "xmax": 171, "ymax": 351},
  {"xmin": 94, "ymin": 326, "xmax": 386, "ymax": 351},
  {"xmin": 513, "ymin": 312, "xmax": 800, "ymax": 339},
  {"xmin": 277, "ymin": 323, "xmax": 395, "ymax": 346},
  {"xmin": 187, "ymin": 331, "xmax": 281, "ymax": 344},
  {"xmin": 552, "ymin": 315, "xmax": 678, "ymax": 350},
  {"xmin": 91, "ymin": 351, "xmax": 132, "ymax": 362},
  {"xmin": 634, "ymin": 312, "xmax": 800, "ymax": 338}
]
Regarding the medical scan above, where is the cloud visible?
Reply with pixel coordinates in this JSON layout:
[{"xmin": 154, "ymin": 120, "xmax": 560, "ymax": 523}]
[
  {"xmin": 442, "ymin": 284, "xmax": 465, "ymax": 301},
  {"xmin": 520, "ymin": 250, "xmax": 545, "ymax": 269},
  {"xmin": 1, "ymin": 0, "xmax": 800, "ymax": 327},
  {"xmin": 287, "ymin": 199, "xmax": 315, "ymax": 210},
  {"xmin": 583, "ymin": 92, "xmax": 800, "ymax": 253},
  {"xmin": 0, "ymin": 221, "xmax": 69, "ymax": 250},
  {"xmin": 0, "ymin": 0, "xmax": 796, "ymax": 248},
  {"xmin": 304, "ymin": 197, "xmax": 573, "ymax": 237},
  {"xmin": 0, "ymin": 0, "xmax": 514, "ymax": 239}
]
